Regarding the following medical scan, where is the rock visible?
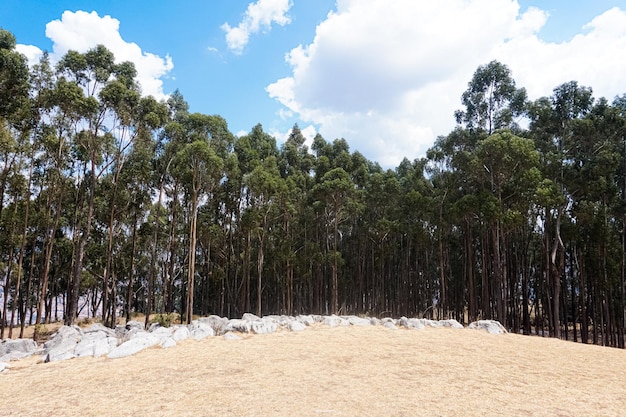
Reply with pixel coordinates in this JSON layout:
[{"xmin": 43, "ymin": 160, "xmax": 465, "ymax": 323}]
[
  {"xmin": 125, "ymin": 320, "xmax": 144, "ymax": 331},
  {"xmin": 225, "ymin": 319, "xmax": 252, "ymax": 333},
  {"xmin": 188, "ymin": 321, "xmax": 215, "ymax": 340},
  {"xmin": 74, "ymin": 332, "xmax": 117, "ymax": 358},
  {"xmin": 251, "ymin": 319, "xmax": 278, "ymax": 335},
  {"xmin": 83, "ymin": 323, "xmax": 116, "ymax": 337},
  {"xmin": 223, "ymin": 332, "xmax": 242, "ymax": 340},
  {"xmin": 160, "ymin": 337, "xmax": 177, "ymax": 349},
  {"xmin": 0, "ymin": 362, "xmax": 8, "ymax": 372},
  {"xmin": 369, "ymin": 317, "xmax": 381, "ymax": 326},
  {"xmin": 323, "ymin": 315, "xmax": 349, "ymax": 327},
  {"xmin": 439, "ymin": 319, "xmax": 464, "ymax": 329},
  {"xmin": 346, "ymin": 316, "xmax": 371, "ymax": 326},
  {"xmin": 242, "ymin": 312, "xmax": 261, "ymax": 321},
  {"xmin": 398, "ymin": 317, "xmax": 425, "ymax": 330},
  {"xmin": 108, "ymin": 335, "xmax": 158, "ymax": 359},
  {"xmin": 171, "ymin": 326, "xmax": 191, "ymax": 342},
  {"xmin": 469, "ymin": 320, "xmax": 507, "ymax": 334},
  {"xmin": 44, "ymin": 326, "xmax": 82, "ymax": 363},
  {"xmin": 288, "ymin": 320, "xmax": 307, "ymax": 332},
  {"xmin": 296, "ymin": 315, "xmax": 316, "ymax": 326},
  {"xmin": 0, "ymin": 338, "xmax": 38, "ymax": 362},
  {"xmin": 150, "ymin": 326, "xmax": 174, "ymax": 344},
  {"xmin": 198, "ymin": 315, "xmax": 229, "ymax": 335},
  {"xmin": 383, "ymin": 321, "xmax": 398, "ymax": 330}
]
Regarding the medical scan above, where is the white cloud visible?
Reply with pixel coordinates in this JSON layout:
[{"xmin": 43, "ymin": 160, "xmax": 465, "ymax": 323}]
[
  {"xmin": 15, "ymin": 44, "xmax": 44, "ymax": 65},
  {"xmin": 222, "ymin": 0, "xmax": 293, "ymax": 54},
  {"xmin": 18, "ymin": 10, "xmax": 173, "ymax": 100},
  {"xmin": 267, "ymin": 0, "xmax": 626, "ymax": 167}
]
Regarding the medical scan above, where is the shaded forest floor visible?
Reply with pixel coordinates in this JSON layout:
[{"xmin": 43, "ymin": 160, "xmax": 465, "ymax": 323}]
[{"xmin": 2, "ymin": 324, "xmax": 626, "ymax": 416}]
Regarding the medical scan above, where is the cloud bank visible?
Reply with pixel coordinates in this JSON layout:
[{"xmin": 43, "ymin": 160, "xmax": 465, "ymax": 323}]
[
  {"xmin": 222, "ymin": 0, "xmax": 293, "ymax": 54},
  {"xmin": 267, "ymin": 0, "xmax": 626, "ymax": 167},
  {"xmin": 16, "ymin": 10, "xmax": 173, "ymax": 100}
]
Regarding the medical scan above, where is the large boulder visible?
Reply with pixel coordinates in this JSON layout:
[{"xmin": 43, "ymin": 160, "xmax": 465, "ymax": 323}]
[
  {"xmin": 251, "ymin": 319, "xmax": 278, "ymax": 335},
  {"xmin": 83, "ymin": 323, "xmax": 116, "ymax": 337},
  {"xmin": 295, "ymin": 315, "xmax": 316, "ymax": 326},
  {"xmin": 323, "ymin": 315, "xmax": 349, "ymax": 327},
  {"xmin": 288, "ymin": 320, "xmax": 307, "ymax": 332},
  {"xmin": 0, "ymin": 338, "xmax": 38, "ymax": 362},
  {"xmin": 469, "ymin": 320, "xmax": 507, "ymax": 334},
  {"xmin": 44, "ymin": 326, "xmax": 83, "ymax": 363},
  {"xmin": 108, "ymin": 334, "xmax": 159, "ymax": 359},
  {"xmin": 241, "ymin": 312, "xmax": 261, "ymax": 322},
  {"xmin": 198, "ymin": 315, "xmax": 229, "ymax": 335},
  {"xmin": 160, "ymin": 337, "xmax": 177, "ymax": 349},
  {"xmin": 439, "ymin": 319, "xmax": 464, "ymax": 329},
  {"xmin": 398, "ymin": 317, "xmax": 425, "ymax": 330},
  {"xmin": 149, "ymin": 326, "xmax": 174, "ymax": 344},
  {"xmin": 346, "ymin": 316, "xmax": 372, "ymax": 326},
  {"xmin": 225, "ymin": 319, "xmax": 252, "ymax": 333},
  {"xmin": 188, "ymin": 321, "xmax": 215, "ymax": 340},
  {"xmin": 171, "ymin": 326, "xmax": 191, "ymax": 342},
  {"xmin": 74, "ymin": 331, "xmax": 117, "ymax": 358}
]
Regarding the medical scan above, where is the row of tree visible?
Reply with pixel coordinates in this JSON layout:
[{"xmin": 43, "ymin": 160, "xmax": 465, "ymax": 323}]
[{"xmin": 0, "ymin": 29, "xmax": 624, "ymax": 347}]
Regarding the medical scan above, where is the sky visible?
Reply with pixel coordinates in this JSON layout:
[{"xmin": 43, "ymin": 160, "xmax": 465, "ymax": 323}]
[{"xmin": 3, "ymin": 0, "xmax": 626, "ymax": 168}]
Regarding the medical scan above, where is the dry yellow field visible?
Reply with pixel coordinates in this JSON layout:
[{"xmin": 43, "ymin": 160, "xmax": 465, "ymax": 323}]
[{"xmin": 1, "ymin": 325, "xmax": 625, "ymax": 416}]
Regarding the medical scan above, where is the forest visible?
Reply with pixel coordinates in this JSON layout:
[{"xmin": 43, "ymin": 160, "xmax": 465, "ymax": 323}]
[{"xmin": 0, "ymin": 28, "xmax": 624, "ymax": 348}]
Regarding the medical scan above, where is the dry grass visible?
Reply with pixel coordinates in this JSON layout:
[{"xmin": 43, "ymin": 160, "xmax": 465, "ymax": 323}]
[{"xmin": 1, "ymin": 325, "xmax": 625, "ymax": 416}]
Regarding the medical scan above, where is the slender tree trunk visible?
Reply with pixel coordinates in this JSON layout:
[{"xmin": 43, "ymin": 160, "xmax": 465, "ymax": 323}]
[
  {"xmin": 9, "ymin": 155, "xmax": 33, "ymax": 338},
  {"xmin": 186, "ymin": 191, "xmax": 198, "ymax": 324}
]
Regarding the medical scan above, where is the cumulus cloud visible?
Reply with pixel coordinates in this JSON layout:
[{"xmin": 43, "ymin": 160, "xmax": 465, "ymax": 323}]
[
  {"xmin": 267, "ymin": 0, "xmax": 626, "ymax": 167},
  {"xmin": 222, "ymin": 0, "xmax": 292, "ymax": 54},
  {"xmin": 17, "ymin": 10, "xmax": 173, "ymax": 100}
]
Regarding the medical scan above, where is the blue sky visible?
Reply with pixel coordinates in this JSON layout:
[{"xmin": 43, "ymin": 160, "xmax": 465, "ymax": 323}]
[{"xmin": 3, "ymin": 0, "xmax": 626, "ymax": 167}]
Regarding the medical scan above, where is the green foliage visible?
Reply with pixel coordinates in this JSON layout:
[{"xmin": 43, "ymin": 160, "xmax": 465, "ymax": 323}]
[{"xmin": 153, "ymin": 313, "xmax": 177, "ymax": 328}]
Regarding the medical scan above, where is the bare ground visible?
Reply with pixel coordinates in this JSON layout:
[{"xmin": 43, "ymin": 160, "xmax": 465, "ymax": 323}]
[{"xmin": 1, "ymin": 325, "xmax": 625, "ymax": 417}]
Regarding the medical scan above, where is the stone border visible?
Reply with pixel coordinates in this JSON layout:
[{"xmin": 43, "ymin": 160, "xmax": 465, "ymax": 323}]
[{"xmin": 0, "ymin": 315, "xmax": 506, "ymax": 370}]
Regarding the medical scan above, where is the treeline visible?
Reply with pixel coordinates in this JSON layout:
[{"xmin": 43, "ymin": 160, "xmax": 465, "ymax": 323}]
[{"xmin": 0, "ymin": 29, "xmax": 624, "ymax": 347}]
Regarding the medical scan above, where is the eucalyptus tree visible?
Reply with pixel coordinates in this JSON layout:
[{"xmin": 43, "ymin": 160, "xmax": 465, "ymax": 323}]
[
  {"xmin": 170, "ymin": 113, "xmax": 226, "ymax": 324},
  {"xmin": 528, "ymin": 81, "xmax": 594, "ymax": 338},
  {"xmin": 470, "ymin": 131, "xmax": 542, "ymax": 324},
  {"xmin": 454, "ymin": 60, "xmax": 527, "ymax": 135}
]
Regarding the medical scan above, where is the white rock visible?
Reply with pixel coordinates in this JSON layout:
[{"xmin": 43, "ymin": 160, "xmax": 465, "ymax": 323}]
[
  {"xmin": 223, "ymin": 332, "xmax": 242, "ymax": 340},
  {"xmin": 0, "ymin": 339, "xmax": 38, "ymax": 362},
  {"xmin": 225, "ymin": 319, "xmax": 252, "ymax": 333},
  {"xmin": 288, "ymin": 321, "xmax": 307, "ymax": 332},
  {"xmin": 383, "ymin": 321, "xmax": 398, "ymax": 330},
  {"xmin": 160, "ymin": 337, "xmax": 177, "ymax": 348},
  {"xmin": 242, "ymin": 312, "xmax": 261, "ymax": 321},
  {"xmin": 198, "ymin": 315, "xmax": 229, "ymax": 335},
  {"xmin": 108, "ymin": 335, "xmax": 158, "ymax": 359},
  {"xmin": 83, "ymin": 323, "xmax": 116, "ymax": 337},
  {"xmin": 347, "ymin": 316, "xmax": 372, "ymax": 326},
  {"xmin": 251, "ymin": 319, "xmax": 278, "ymax": 335},
  {"xmin": 0, "ymin": 362, "xmax": 8, "ymax": 372},
  {"xmin": 439, "ymin": 319, "xmax": 464, "ymax": 329},
  {"xmin": 296, "ymin": 315, "xmax": 315, "ymax": 326},
  {"xmin": 190, "ymin": 323, "xmax": 215, "ymax": 340},
  {"xmin": 323, "ymin": 315, "xmax": 349, "ymax": 327},
  {"xmin": 469, "ymin": 320, "xmax": 507, "ymax": 334},
  {"xmin": 171, "ymin": 326, "xmax": 191, "ymax": 342},
  {"xmin": 74, "ymin": 334, "xmax": 116, "ymax": 358},
  {"xmin": 44, "ymin": 326, "xmax": 82, "ymax": 362},
  {"xmin": 150, "ymin": 326, "xmax": 174, "ymax": 344},
  {"xmin": 398, "ymin": 317, "xmax": 425, "ymax": 330}
]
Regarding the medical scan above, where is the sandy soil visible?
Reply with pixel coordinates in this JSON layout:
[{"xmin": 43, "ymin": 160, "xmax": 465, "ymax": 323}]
[{"xmin": 1, "ymin": 325, "xmax": 625, "ymax": 417}]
